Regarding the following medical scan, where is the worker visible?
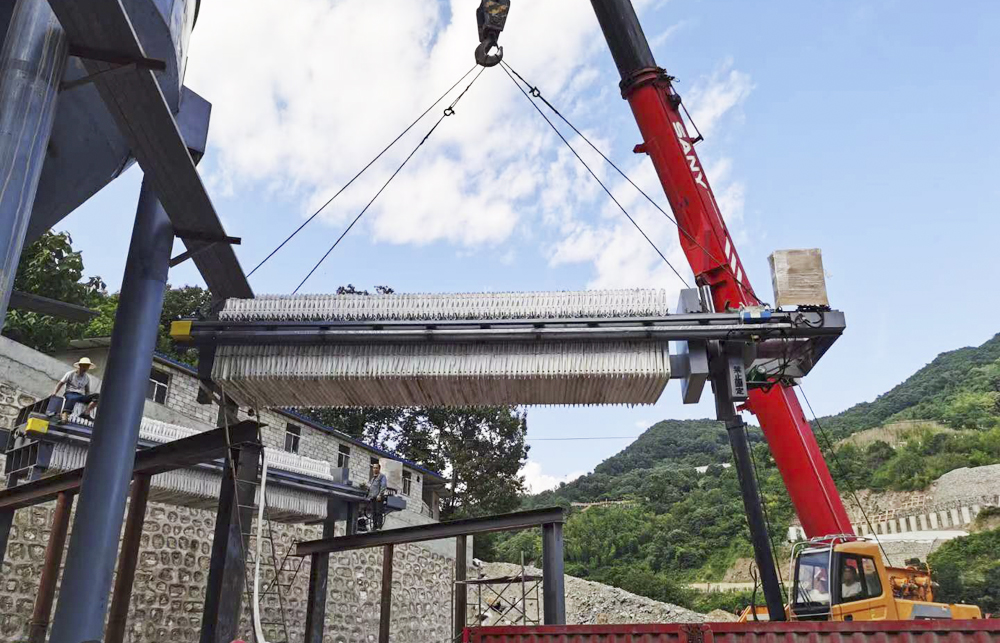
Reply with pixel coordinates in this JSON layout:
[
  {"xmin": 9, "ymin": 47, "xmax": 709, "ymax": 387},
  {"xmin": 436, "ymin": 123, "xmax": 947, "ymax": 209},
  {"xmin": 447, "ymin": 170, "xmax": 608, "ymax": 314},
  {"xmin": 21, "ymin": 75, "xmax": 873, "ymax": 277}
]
[
  {"xmin": 842, "ymin": 565, "xmax": 863, "ymax": 600},
  {"xmin": 53, "ymin": 357, "xmax": 99, "ymax": 421},
  {"xmin": 366, "ymin": 462, "xmax": 388, "ymax": 530}
]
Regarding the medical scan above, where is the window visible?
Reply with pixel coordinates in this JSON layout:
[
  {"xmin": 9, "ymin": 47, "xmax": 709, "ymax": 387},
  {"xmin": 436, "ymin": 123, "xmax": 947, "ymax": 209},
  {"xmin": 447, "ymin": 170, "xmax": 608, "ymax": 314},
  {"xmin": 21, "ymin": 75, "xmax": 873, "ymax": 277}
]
[
  {"xmin": 402, "ymin": 471, "xmax": 412, "ymax": 496},
  {"xmin": 284, "ymin": 423, "xmax": 301, "ymax": 454},
  {"xmin": 370, "ymin": 456, "xmax": 379, "ymax": 466},
  {"xmin": 147, "ymin": 369, "xmax": 170, "ymax": 404},
  {"xmin": 861, "ymin": 557, "xmax": 883, "ymax": 598},
  {"xmin": 838, "ymin": 555, "xmax": 882, "ymax": 603},
  {"xmin": 337, "ymin": 445, "xmax": 351, "ymax": 468},
  {"xmin": 793, "ymin": 551, "xmax": 830, "ymax": 607}
]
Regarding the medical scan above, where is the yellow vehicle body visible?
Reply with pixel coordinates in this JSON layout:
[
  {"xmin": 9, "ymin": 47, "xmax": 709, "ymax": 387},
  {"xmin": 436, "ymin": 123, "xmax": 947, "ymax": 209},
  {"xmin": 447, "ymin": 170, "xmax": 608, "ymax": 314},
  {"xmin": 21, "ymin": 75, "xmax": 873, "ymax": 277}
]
[{"xmin": 738, "ymin": 539, "xmax": 982, "ymax": 623}]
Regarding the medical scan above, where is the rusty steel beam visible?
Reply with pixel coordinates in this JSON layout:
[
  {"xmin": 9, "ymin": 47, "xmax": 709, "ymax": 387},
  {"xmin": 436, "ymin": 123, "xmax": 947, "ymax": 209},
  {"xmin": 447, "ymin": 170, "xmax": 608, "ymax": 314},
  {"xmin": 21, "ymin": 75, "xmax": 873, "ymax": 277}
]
[
  {"xmin": 26, "ymin": 491, "xmax": 74, "ymax": 643},
  {"xmin": 106, "ymin": 474, "xmax": 152, "ymax": 643}
]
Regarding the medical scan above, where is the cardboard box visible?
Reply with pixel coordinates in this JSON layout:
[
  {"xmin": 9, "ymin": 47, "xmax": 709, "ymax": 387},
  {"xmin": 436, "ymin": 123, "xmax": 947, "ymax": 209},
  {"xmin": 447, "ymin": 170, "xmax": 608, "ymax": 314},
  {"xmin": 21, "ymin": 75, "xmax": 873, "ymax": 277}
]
[{"xmin": 768, "ymin": 249, "xmax": 830, "ymax": 308}]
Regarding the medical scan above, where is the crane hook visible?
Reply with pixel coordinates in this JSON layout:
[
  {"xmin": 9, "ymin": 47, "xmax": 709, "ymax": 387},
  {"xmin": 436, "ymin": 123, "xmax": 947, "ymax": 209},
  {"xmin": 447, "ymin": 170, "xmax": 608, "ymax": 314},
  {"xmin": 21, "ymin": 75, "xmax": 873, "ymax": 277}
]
[{"xmin": 475, "ymin": 0, "xmax": 510, "ymax": 68}]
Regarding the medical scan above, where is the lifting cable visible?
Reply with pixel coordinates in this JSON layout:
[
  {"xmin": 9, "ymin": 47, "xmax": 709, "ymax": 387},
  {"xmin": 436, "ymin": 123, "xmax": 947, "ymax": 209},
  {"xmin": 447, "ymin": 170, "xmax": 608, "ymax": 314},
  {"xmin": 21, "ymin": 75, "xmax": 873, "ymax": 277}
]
[
  {"xmin": 501, "ymin": 61, "xmax": 764, "ymax": 306},
  {"xmin": 247, "ymin": 64, "xmax": 480, "ymax": 279},
  {"xmin": 498, "ymin": 63, "xmax": 691, "ymax": 290},
  {"xmin": 293, "ymin": 66, "xmax": 488, "ymax": 293},
  {"xmin": 797, "ymin": 383, "xmax": 894, "ymax": 566}
]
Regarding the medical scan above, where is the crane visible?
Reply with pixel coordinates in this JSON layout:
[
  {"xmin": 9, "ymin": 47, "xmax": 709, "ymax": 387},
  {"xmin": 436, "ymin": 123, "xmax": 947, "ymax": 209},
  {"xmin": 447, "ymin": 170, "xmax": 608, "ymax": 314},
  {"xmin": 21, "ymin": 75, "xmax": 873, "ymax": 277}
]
[{"xmin": 576, "ymin": 0, "xmax": 983, "ymax": 623}]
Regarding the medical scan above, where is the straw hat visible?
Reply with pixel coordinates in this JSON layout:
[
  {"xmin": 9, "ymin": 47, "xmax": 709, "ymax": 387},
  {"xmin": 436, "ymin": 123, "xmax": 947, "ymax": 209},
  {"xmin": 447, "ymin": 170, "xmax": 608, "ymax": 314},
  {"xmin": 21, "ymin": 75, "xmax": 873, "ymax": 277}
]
[{"xmin": 74, "ymin": 357, "xmax": 94, "ymax": 368}]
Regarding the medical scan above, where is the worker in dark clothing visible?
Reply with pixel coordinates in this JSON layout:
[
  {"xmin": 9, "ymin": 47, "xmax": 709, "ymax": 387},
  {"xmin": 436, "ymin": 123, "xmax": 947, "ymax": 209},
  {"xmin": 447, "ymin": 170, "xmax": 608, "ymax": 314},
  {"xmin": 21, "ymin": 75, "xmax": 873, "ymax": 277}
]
[
  {"xmin": 366, "ymin": 462, "xmax": 388, "ymax": 530},
  {"xmin": 53, "ymin": 357, "xmax": 99, "ymax": 421}
]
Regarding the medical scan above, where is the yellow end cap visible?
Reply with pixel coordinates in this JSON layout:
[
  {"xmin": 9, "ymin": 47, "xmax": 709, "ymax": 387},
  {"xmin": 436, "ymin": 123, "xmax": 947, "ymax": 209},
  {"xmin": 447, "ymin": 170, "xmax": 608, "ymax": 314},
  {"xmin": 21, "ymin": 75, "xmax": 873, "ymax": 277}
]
[
  {"xmin": 25, "ymin": 416, "xmax": 49, "ymax": 434},
  {"xmin": 170, "ymin": 320, "xmax": 194, "ymax": 342}
]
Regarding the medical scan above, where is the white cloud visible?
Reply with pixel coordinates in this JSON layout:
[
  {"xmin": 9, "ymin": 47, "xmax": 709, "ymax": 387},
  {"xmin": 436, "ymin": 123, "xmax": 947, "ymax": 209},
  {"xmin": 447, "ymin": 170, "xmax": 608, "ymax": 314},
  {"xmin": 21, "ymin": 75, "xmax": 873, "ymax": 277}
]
[
  {"xmin": 185, "ymin": 0, "xmax": 614, "ymax": 250},
  {"xmin": 545, "ymin": 58, "xmax": 755, "ymax": 292},
  {"xmin": 685, "ymin": 57, "xmax": 754, "ymax": 139},
  {"xmin": 521, "ymin": 460, "xmax": 584, "ymax": 494},
  {"xmin": 184, "ymin": 1, "xmax": 754, "ymax": 290}
]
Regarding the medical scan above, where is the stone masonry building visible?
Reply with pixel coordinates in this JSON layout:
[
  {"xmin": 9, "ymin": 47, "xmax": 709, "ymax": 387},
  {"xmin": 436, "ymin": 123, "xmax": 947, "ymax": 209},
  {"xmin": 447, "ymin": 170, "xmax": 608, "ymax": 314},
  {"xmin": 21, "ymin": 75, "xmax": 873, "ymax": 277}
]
[{"xmin": 0, "ymin": 336, "xmax": 462, "ymax": 643}]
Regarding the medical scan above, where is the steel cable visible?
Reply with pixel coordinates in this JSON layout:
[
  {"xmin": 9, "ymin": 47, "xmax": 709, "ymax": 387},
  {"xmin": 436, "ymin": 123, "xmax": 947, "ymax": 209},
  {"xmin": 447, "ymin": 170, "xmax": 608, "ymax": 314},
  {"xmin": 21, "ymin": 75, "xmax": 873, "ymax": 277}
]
[
  {"xmin": 293, "ymin": 67, "xmax": 488, "ymax": 293},
  {"xmin": 247, "ymin": 64, "xmax": 479, "ymax": 278},
  {"xmin": 498, "ymin": 63, "xmax": 691, "ymax": 290},
  {"xmin": 502, "ymin": 61, "xmax": 763, "ymax": 305}
]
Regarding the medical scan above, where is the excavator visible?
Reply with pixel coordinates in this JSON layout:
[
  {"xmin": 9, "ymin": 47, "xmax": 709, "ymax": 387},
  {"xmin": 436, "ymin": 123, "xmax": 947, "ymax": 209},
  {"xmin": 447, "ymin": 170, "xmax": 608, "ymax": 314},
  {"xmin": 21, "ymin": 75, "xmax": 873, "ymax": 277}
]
[{"xmin": 477, "ymin": 0, "xmax": 985, "ymax": 623}]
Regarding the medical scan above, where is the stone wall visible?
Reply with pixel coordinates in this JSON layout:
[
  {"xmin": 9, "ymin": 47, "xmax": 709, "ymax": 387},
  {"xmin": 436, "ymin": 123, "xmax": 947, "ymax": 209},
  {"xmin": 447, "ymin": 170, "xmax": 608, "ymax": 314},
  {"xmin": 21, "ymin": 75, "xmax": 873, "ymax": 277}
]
[
  {"xmin": 0, "ymin": 490, "xmax": 457, "ymax": 642},
  {"xmin": 0, "ymin": 339, "xmax": 460, "ymax": 642}
]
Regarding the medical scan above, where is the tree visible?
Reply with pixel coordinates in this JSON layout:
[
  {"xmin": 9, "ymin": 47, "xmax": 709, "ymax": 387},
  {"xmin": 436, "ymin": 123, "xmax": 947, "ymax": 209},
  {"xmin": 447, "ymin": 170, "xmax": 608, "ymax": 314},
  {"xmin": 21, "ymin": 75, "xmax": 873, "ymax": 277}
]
[
  {"xmin": 2, "ymin": 231, "xmax": 106, "ymax": 353},
  {"xmin": 85, "ymin": 284, "xmax": 213, "ymax": 365}
]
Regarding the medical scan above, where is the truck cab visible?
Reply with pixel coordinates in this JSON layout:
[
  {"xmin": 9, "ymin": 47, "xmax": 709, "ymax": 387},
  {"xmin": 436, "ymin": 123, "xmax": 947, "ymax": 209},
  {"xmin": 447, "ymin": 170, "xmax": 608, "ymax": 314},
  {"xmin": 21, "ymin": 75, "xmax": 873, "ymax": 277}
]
[{"xmin": 789, "ymin": 536, "xmax": 982, "ymax": 622}]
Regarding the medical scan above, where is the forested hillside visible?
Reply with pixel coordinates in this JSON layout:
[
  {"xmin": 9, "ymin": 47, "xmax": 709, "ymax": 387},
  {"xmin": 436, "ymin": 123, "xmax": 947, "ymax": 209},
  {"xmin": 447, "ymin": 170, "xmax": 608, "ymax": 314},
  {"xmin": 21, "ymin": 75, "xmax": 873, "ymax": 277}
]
[{"xmin": 492, "ymin": 333, "xmax": 1000, "ymax": 613}]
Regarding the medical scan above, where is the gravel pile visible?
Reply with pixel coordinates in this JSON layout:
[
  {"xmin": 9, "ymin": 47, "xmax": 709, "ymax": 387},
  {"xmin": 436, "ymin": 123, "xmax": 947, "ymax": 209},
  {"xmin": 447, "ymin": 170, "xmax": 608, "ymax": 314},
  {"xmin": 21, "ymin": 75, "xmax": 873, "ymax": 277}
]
[
  {"xmin": 476, "ymin": 562, "xmax": 704, "ymax": 626},
  {"xmin": 931, "ymin": 465, "xmax": 1000, "ymax": 506}
]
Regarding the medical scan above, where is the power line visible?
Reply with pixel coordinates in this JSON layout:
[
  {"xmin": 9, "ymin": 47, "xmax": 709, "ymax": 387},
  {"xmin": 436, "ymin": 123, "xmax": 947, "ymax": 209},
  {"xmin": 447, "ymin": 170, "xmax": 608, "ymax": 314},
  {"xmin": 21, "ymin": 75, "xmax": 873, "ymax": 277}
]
[
  {"xmin": 293, "ymin": 67, "xmax": 488, "ymax": 294},
  {"xmin": 527, "ymin": 436, "xmax": 640, "ymax": 441},
  {"xmin": 498, "ymin": 63, "xmax": 692, "ymax": 290},
  {"xmin": 247, "ymin": 64, "xmax": 479, "ymax": 279},
  {"xmin": 502, "ymin": 61, "xmax": 764, "ymax": 306}
]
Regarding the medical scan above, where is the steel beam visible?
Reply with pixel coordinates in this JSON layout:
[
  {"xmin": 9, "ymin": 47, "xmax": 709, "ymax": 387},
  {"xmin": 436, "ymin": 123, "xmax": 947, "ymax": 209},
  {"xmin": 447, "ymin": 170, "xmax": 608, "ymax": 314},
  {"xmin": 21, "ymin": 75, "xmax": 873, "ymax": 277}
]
[
  {"xmin": 201, "ymin": 443, "xmax": 261, "ymax": 643},
  {"xmin": 0, "ymin": 0, "xmax": 68, "ymax": 329},
  {"xmin": 44, "ymin": 0, "xmax": 252, "ymax": 300},
  {"xmin": 26, "ymin": 491, "xmax": 73, "ymax": 643},
  {"xmin": 9, "ymin": 291, "xmax": 99, "ymax": 323},
  {"xmin": 295, "ymin": 508, "xmax": 565, "ymax": 556},
  {"xmin": 454, "ymin": 535, "xmax": 468, "ymax": 641},
  {"xmin": 0, "ymin": 423, "xmax": 261, "ymax": 512},
  {"xmin": 50, "ymin": 176, "xmax": 175, "ymax": 643},
  {"xmin": 541, "ymin": 522, "xmax": 566, "ymax": 625},
  {"xmin": 726, "ymin": 419, "xmax": 786, "ymax": 621},
  {"xmin": 106, "ymin": 474, "xmax": 152, "ymax": 643},
  {"xmin": 304, "ymin": 498, "xmax": 345, "ymax": 643},
  {"xmin": 379, "ymin": 543, "xmax": 394, "ymax": 643}
]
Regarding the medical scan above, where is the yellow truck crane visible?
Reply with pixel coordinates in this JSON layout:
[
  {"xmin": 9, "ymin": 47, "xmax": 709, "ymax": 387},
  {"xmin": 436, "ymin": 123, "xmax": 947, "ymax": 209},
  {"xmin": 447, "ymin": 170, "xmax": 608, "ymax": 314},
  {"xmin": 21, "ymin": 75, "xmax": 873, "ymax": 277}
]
[{"xmin": 740, "ymin": 536, "xmax": 982, "ymax": 622}]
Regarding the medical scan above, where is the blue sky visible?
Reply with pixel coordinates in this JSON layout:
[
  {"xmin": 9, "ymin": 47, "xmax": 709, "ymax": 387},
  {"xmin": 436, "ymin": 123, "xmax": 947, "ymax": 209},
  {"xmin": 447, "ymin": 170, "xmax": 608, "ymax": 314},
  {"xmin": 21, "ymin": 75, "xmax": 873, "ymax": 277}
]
[{"xmin": 57, "ymin": 0, "xmax": 1000, "ymax": 491}]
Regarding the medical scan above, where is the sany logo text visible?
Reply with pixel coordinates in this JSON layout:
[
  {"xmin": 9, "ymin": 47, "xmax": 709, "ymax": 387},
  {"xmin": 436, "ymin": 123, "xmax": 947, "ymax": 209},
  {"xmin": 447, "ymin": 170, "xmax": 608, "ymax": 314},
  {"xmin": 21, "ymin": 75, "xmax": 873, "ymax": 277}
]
[{"xmin": 673, "ymin": 122, "xmax": 708, "ymax": 189}]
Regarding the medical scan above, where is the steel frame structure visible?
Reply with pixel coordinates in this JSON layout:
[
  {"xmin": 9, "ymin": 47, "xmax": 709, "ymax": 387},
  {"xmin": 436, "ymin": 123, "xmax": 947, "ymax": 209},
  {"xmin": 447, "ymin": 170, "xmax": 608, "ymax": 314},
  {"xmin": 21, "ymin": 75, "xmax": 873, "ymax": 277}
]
[
  {"xmin": 0, "ymin": 423, "xmax": 264, "ymax": 643},
  {"xmin": 295, "ymin": 508, "xmax": 566, "ymax": 643}
]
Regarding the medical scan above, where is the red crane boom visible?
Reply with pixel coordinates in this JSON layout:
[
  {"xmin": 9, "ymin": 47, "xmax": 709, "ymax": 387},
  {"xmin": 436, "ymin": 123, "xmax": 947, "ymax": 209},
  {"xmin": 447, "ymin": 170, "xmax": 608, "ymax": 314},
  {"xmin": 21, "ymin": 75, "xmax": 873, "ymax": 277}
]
[{"xmin": 590, "ymin": 0, "xmax": 854, "ymax": 540}]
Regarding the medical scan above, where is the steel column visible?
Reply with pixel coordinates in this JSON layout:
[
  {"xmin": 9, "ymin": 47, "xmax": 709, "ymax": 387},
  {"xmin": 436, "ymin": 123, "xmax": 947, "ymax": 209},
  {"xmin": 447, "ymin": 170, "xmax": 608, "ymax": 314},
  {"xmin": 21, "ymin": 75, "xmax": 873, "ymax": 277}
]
[
  {"xmin": 201, "ymin": 443, "xmax": 261, "ymax": 643},
  {"xmin": 49, "ymin": 176, "xmax": 174, "ymax": 643},
  {"xmin": 304, "ymin": 499, "xmax": 348, "ymax": 643},
  {"xmin": 726, "ymin": 419, "xmax": 786, "ymax": 621},
  {"xmin": 379, "ymin": 543, "xmax": 394, "ymax": 643},
  {"xmin": 106, "ymin": 474, "xmax": 152, "ymax": 643},
  {"xmin": 541, "ymin": 522, "xmax": 566, "ymax": 625},
  {"xmin": 454, "ymin": 534, "xmax": 468, "ymax": 641},
  {"xmin": 26, "ymin": 491, "xmax": 73, "ymax": 643},
  {"xmin": 0, "ymin": 0, "xmax": 68, "ymax": 330}
]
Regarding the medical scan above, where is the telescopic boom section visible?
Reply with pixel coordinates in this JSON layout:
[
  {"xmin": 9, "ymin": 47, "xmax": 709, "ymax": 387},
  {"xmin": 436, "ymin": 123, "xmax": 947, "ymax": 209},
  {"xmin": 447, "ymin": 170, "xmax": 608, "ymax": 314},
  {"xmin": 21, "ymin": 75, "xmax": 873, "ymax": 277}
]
[{"xmin": 589, "ymin": 0, "xmax": 854, "ymax": 539}]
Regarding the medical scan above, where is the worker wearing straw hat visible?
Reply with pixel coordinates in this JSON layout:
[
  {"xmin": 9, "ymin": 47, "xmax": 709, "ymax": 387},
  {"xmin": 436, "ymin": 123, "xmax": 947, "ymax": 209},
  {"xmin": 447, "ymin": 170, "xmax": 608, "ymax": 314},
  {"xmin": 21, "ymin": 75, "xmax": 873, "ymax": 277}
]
[{"xmin": 53, "ymin": 357, "xmax": 100, "ymax": 421}]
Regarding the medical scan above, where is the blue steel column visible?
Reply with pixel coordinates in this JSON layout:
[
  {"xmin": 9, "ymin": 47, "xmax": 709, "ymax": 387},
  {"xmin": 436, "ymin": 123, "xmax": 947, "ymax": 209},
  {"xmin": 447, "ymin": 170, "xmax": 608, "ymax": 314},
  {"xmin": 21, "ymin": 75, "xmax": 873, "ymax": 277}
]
[
  {"xmin": 0, "ymin": 0, "xmax": 67, "ymax": 329},
  {"xmin": 49, "ymin": 176, "xmax": 174, "ymax": 643}
]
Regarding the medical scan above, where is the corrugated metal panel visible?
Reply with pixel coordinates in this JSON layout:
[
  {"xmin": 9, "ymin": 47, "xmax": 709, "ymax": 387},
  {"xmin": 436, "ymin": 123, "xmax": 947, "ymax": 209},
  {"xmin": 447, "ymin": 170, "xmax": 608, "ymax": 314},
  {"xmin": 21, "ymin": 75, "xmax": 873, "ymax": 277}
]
[{"xmin": 465, "ymin": 620, "xmax": 1000, "ymax": 643}]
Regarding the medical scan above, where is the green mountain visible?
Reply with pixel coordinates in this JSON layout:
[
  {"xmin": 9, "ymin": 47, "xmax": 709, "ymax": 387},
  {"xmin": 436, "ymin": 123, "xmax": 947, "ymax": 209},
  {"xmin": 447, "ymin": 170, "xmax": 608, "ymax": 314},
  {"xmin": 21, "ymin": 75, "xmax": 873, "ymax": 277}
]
[
  {"xmin": 817, "ymin": 333, "xmax": 1000, "ymax": 438},
  {"xmin": 493, "ymin": 333, "xmax": 1000, "ymax": 612}
]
